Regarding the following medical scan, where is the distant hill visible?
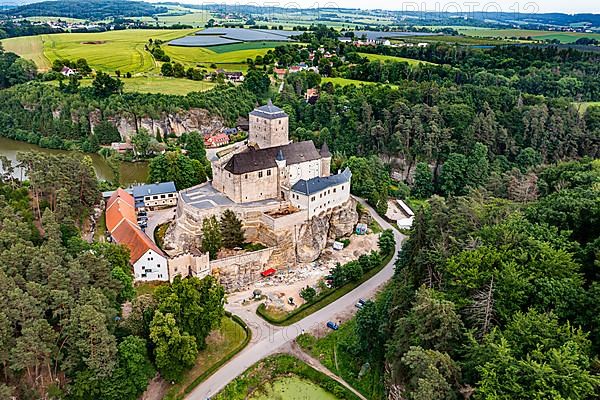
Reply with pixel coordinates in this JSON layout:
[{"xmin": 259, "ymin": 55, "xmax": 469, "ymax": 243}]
[{"xmin": 2, "ymin": 0, "xmax": 167, "ymax": 19}]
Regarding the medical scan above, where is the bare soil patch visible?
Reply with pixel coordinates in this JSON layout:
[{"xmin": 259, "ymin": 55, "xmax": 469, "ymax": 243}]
[{"xmin": 81, "ymin": 40, "xmax": 107, "ymax": 45}]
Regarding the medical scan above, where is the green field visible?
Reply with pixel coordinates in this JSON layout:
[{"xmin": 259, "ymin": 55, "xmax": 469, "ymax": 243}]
[
  {"xmin": 47, "ymin": 76, "xmax": 215, "ymax": 95},
  {"xmin": 209, "ymin": 41, "xmax": 289, "ymax": 54},
  {"xmin": 2, "ymin": 29, "xmax": 195, "ymax": 73},
  {"xmin": 163, "ymin": 44, "xmax": 274, "ymax": 70},
  {"xmin": 358, "ymin": 52, "xmax": 435, "ymax": 65},
  {"xmin": 322, "ymin": 77, "xmax": 398, "ymax": 89},
  {"xmin": 460, "ymin": 28, "xmax": 600, "ymax": 43}
]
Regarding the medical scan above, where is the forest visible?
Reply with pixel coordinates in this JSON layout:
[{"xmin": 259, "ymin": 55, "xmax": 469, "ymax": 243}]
[
  {"xmin": 333, "ymin": 158, "xmax": 600, "ymax": 399},
  {"xmin": 2, "ymin": 0, "xmax": 167, "ymax": 19},
  {"xmin": 0, "ymin": 153, "xmax": 226, "ymax": 399}
]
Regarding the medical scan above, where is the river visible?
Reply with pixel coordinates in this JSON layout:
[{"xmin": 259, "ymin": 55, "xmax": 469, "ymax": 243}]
[{"xmin": 0, "ymin": 137, "xmax": 148, "ymax": 186}]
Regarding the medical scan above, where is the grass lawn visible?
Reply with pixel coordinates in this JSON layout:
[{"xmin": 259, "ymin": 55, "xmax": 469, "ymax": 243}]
[
  {"xmin": 214, "ymin": 353, "xmax": 361, "ymax": 400},
  {"xmin": 460, "ymin": 28, "xmax": 600, "ymax": 44},
  {"xmin": 257, "ymin": 251, "xmax": 393, "ymax": 326},
  {"xmin": 135, "ymin": 281, "xmax": 167, "ymax": 296},
  {"xmin": 164, "ymin": 316, "xmax": 249, "ymax": 400},
  {"xmin": 209, "ymin": 41, "xmax": 290, "ymax": 54},
  {"xmin": 45, "ymin": 76, "xmax": 215, "ymax": 95},
  {"xmin": 297, "ymin": 320, "xmax": 385, "ymax": 400},
  {"xmin": 358, "ymin": 52, "xmax": 435, "ymax": 66},
  {"xmin": 4, "ymin": 29, "xmax": 195, "ymax": 74},
  {"xmin": 322, "ymin": 77, "xmax": 398, "ymax": 89},
  {"xmin": 1, "ymin": 35, "xmax": 51, "ymax": 70}
]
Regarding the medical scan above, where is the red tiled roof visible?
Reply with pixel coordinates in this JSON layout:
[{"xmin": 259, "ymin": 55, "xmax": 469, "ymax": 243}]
[
  {"xmin": 111, "ymin": 220, "xmax": 165, "ymax": 264},
  {"xmin": 105, "ymin": 189, "xmax": 136, "ymax": 233}
]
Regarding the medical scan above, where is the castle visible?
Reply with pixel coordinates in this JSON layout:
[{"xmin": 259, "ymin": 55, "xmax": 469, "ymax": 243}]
[
  {"xmin": 212, "ymin": 100, "xmax": 351, "ymax": 216},
  {"xmin": 165, "ymin": 101, "xmax": 357, "ymax": 290}
]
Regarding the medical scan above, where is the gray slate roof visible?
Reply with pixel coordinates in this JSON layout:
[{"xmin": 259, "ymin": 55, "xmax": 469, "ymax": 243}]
[
  {"xmin": 249, "ymin": 99, "xmax": 288, "ymax": 120},
  {"xmin": 291, "ymin": 167, "xmax": 352, "ymax": 196},
  {"xmin": 224, "ymin": 141, "xmax": 320, "ymax": 174},
  {"xmin": 132, "ymin": 182, "xmax": 177, "ymax": 198}
]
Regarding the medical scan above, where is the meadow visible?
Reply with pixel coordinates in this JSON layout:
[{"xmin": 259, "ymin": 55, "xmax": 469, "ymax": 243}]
[
  {"xmin": 163, "ymin": 43, "xmax": 275, "ymax": 70},
  {"xmin": 322, "ymin": 77, "xmax": 399, "ymax": 89},
  {"xmin": 460, "ymin": 28, "xmax": 600, "ymax": 43},
  {"xmin": 1, "ymin": 34, "xmax": 51, "ymax": 69},
  {"xmin": 47, "ymin": 76, "xmax": 216, "ymax": 95},
  {"xmin": 358, "ymin": 52, "xmax": 435, "ymax": 65}
]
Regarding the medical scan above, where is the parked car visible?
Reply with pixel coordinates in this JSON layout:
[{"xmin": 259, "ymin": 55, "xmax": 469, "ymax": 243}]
[
  {"xmin": 356, "ymin": 298, "xmax": 367, "ymax": 308},
  {"xmin": 326, "ymin": 321, "xmax": 339, "ymax": 330},
  {"xmin": 137, "ymin": 211, "xmax": 147, "ymax": 217}
]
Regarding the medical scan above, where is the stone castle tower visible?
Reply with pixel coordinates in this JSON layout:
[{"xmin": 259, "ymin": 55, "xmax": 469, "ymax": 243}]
[{"xmin": 248, "ymin": 99, "xmax": 289, "ymax": 149}]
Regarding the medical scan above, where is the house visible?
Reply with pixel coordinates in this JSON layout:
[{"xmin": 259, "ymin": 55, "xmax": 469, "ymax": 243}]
[
  {"xmin": 288, "ymin": 65, "xmax": 302, "ymax": 73},
  {"xmin": 105, "ymin": 189, "xmax": 169, "ymax": 281},
  {"xmin": 289, "ymin": 167, "xmax": 352, "ymax": 219},
  {"xmin": 110, "ymin": 142, "xmax": 133, "ymax": 153},
  {"xmin": 274, "ymin": 68, "xmax": 287, "ymax": 79},
  {"xmin": 396, "ymin": 199, "xmax": 415, "ymax": 229},
  {"xmin": 223, "ymin": 71, "xmax": 244, "ymax": 83},
  {"xmin": 204, "ymin": 132, "xmax": 230, "ymax": 148},
  {"xmin": 60, "ymin": 66, "xmax": 76, "ymax": 76},
  {"xmin": 132, "ymin": 182, "xmax": 178, "ymax": 210}
]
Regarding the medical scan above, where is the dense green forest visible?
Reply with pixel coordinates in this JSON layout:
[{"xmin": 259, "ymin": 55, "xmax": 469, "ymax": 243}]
[
  {"xmin": 332, "ymin": 158, "xmax": 600, "ymax": 399},
  {"xmin": 0, "ymin": 153, "xmax": 226, "ymax": 399},
  {"xmin": 2, "ymin": 0, "xmax": 167, "ymax": 19}
]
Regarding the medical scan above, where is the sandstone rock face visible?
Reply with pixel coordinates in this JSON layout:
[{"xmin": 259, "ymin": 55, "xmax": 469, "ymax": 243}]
[
  {"xmin": 295, "ymin": 199, "xmax": 359, "ymax": 263},
  {"xmin": 87, "ymin": 107, "xmax": 225, "ymax": 141}
]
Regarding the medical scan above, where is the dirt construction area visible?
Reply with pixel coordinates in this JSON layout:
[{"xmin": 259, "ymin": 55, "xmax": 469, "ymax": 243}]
[{"xmin": 227, "ymin": 233, "xmax": 380, "ymax": 312}]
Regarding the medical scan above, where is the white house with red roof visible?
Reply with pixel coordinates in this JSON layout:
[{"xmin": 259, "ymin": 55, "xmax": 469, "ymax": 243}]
[{"xmin": 105, "ymin": 189, "xmax": 169, "ymax": 281}]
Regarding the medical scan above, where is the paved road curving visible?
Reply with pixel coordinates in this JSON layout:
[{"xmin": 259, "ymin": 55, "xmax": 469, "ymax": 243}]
[{"xmin": 186, "ymin": 197, "xmax": 406, "ymax": 399}]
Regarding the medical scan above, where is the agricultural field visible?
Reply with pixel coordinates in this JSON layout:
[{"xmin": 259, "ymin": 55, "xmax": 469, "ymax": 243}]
[
  {"xmin": 358, "ymin": 52, "xmax": 435, "ymax": 65},
  {"xmin": 400, "ymin": 34, "xmax": 515, "ymax": 46},
  {"xmin": 125, "ymin": 9, "xmax": 211, "ymax": 27},
  {"xmin": 1, "ymin": 35, "xmax": 51, "ymax": 69},
  {"xmin": 460, "ymin": 28, "xmax": 600, "ymax": 43},
  {"xmin": 2, "ymin": 29, "xmax": 194, "ymax": 73},
  {"xmin": 47, "ymin": 76, "xmax": 215, "ymax": 95},
  {"xmin": 163, "ymin": 44, "xmax": 275, "ymax": 70}
]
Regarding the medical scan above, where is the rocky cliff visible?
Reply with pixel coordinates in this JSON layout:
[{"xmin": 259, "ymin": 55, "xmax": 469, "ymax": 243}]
[
  {"xmin": 89, "ymin": 108, "xmax": 225, "ymax": 141},
  {"xmin": 295, "ymin": 199, "xmax": 359, "ymax": 263}
]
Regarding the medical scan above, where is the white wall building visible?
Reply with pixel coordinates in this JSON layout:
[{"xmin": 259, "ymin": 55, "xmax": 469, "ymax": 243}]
[{"xmin": 290, "ymin": 168, "xmax": 352, "ymax": 218}]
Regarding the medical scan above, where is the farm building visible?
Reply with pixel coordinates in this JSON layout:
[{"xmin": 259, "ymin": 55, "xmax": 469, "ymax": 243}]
[
  {"xmin": 204, "ymin": 132, "xmax": 230, "ymax": 148},
  {"xmin": 105, "ymin": 189, "xmax": 169, "ymax": 282}
]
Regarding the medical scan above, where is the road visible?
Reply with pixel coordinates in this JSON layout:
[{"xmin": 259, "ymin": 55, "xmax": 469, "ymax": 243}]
[
  {"xmin": 186, "ymin": 197, "xmax": 405, "ymax": 399},
  {"xmin": 145, "ymin": 207, "xmax": 177, "ymax": 244}
]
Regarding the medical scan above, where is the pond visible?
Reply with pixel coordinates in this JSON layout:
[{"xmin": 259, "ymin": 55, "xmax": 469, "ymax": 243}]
[
  {"xmin": 0, "ymin": 137, "xmax": 148, "ymax": 186},
  {"xmin": 250, "ymin": 376, "xmax": 339, "ymax": 400}
]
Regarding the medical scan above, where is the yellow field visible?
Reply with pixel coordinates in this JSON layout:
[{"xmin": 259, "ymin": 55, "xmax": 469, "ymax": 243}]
[{"xmin": 1, "ymin": 35, "xmax": 51, "ymax": 70}]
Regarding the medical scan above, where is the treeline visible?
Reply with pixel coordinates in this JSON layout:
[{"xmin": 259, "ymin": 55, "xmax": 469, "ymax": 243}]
[
  {"xmin": 0, "ymin": 44, "xmax": 37, "ymax": 89},
  {"xmin": 0, "ymin": 82, "xmax": 258, "ymax": 152},
  {"xmin": 342, "ymin": 44, "xmax": 600, "ymax": 101},
  {"xmin": 342, "ymin": 158, "xmax": 600, "ymax": 399},
  {"xmin": 277, "ymin": 73, "xmax": 599, "ymax": 183},
  {"xmin": 0, "ymin": 20, "xmax": 63, "ymax": 39},
  {"xmin": 3, "ymin": 0, "xmax": 167, "ymax": 20}
]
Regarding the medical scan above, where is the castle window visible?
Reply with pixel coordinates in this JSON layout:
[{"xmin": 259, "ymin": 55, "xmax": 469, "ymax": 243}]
[
  {"xmin": 267, "ymin": 169, "xmax": 271, "ymax": 176},
  {"xmin": 311, "ymin": 196, "xmax": 315, "ymax": 201},
  {"xmin": 245, "ymin": 174, "xmax": 248, "ymax": 179},
  {"xmin": 333, "ymin": 188, "xmax": 336, "ymax": 193},
  {"xmin": 258, "ymin": 171, "xmax": 263, "ymax": 178}
]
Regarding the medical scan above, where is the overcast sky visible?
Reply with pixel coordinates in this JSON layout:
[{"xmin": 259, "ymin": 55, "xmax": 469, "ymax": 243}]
[{"xmin": 166, "ymin": 1, "xmax": 597, "ymax": 14}]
